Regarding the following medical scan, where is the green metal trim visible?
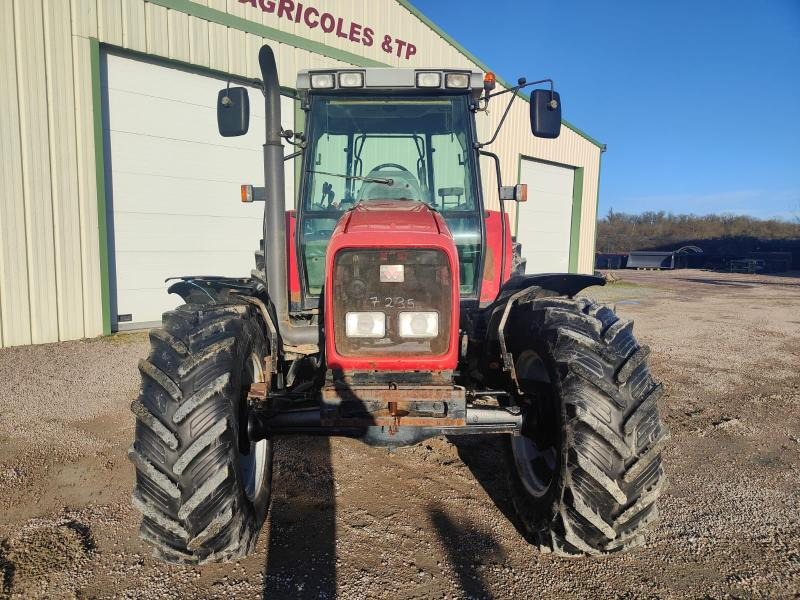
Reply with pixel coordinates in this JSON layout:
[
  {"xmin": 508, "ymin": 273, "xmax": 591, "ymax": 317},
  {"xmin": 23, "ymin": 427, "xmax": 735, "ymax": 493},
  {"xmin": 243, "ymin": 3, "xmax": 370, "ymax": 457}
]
[
  {"xmin": 568, "ymin": 167, "xmax": 584, "ymax": 273},
  {"xmin": 395, "ymin": 0, "xmax": 604, "ymax": 149},
  {"xmin": 148, "ymin": 0, "xmax": 386, "ymax": 68},
  {"xmin": 515, "ymin": 154, "xmax": 522, "ymax": 238},
  {"xmin": 562, "ymin": 121, "xmax": 605, "ymax": 150},
  {"xmin": 592, "ymin": 152, "xmax": 603, "ymax": 265},
  {"xmin": 90, "ymin": 38, "xmax": 112, "ymax": 335}
]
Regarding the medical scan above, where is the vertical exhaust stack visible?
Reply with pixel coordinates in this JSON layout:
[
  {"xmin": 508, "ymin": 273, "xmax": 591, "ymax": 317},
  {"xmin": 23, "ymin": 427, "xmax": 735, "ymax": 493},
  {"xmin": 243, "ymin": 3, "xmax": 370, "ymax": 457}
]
[{"xmin": 258, "ymin": 45, "xmax": 318, "ymax": 346}]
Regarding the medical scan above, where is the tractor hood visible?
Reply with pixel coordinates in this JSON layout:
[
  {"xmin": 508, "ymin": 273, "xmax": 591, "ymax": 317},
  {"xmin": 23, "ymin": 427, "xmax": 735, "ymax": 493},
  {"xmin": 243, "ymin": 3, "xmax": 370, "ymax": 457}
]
[
  {"xmin": 340, "ymin": 200, "xmax": 447, "ymax": 237},
  {"xmin": 323, "ymin": 200, "xmax": 460, "ymax": 372}
]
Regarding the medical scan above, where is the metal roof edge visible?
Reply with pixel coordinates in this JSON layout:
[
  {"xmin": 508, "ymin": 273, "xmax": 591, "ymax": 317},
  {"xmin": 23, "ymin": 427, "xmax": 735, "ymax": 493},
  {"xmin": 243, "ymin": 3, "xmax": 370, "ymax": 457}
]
[
  {"xmin": 395, "ymin": 0, "xmax": 605, "ymax": 150},
  {"xmin": 561, "ymin": 121, "xmax": 606, "ymax": 150}
]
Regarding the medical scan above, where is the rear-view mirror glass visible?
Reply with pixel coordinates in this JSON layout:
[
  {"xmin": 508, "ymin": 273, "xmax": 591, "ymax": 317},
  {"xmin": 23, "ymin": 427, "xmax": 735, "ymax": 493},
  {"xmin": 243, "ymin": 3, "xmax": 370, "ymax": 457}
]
[
  {"xmin": 217, "ymin": 86, "xmax": 250, "ymax": 137},
  {"xmin": 530, "ymin": 89, "xmax": 561, "ymax": 139}
]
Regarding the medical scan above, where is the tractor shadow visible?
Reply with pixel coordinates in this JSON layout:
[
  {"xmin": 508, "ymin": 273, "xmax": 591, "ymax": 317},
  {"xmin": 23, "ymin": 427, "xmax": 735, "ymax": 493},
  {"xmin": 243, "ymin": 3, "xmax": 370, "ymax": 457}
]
[
  {"xmin": 262, "ymin": 436, "xmax": 337, "ymax": 599},
  {"xmin": 429, "ymin": 505, "xmax": 504, "ymax": 600},
  {"xmin": 447, "ymin": 434, "xmax": 528, "ymax": 539}
]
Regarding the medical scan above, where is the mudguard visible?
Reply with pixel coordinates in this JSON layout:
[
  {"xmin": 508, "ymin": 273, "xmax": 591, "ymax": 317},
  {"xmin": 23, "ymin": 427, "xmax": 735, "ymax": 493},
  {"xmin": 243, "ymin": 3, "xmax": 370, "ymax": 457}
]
[
  {"xmin": 478, "ymin": 273, "xmax": 604, "ymax": 388},
  {"xmin": 495, "ymin": 273, "xmax": 604, "ymax": 303},
  {"xmin": 166, "ymin": 276, "xmax": 264, "ymax": 304}
]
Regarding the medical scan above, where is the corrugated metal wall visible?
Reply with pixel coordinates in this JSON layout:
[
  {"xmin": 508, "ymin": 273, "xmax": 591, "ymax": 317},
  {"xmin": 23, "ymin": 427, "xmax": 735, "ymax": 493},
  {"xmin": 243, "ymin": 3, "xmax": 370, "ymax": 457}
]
[{"xmin": 0, "ymin": 0, "xmax": 601, "ymax": 348}]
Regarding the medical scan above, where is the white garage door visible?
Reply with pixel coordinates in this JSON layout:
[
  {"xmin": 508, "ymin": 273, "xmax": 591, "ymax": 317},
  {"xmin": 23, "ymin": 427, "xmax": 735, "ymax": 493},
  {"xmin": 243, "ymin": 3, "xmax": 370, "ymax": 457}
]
[
  {"xmin": 516, "ymin": 158, "xmax": 575, "ymax": 274},
  {"xmin": 102, "ymin": 52, "xmax": 294, "ymax": 330}
]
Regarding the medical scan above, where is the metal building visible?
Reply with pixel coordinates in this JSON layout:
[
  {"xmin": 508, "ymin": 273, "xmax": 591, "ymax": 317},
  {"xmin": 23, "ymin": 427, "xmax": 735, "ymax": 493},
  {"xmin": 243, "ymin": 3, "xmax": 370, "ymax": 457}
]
[{"xmin": 0, "ymin": 0, "xmax": 604, "ymax": 348}]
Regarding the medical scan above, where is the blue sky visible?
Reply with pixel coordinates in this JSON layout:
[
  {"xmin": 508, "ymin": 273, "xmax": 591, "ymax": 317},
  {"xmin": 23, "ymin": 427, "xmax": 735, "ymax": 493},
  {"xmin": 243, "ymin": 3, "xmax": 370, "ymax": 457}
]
[{"xmin": 410, "ymin": 0, "xmax": 800, "ymax": 220}]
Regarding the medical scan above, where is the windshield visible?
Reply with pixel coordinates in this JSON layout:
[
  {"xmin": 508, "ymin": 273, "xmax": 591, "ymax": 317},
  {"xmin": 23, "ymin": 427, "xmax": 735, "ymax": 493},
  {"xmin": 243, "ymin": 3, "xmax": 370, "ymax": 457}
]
[{"xmin": 300, "ymin": 95, "xmax": 482, "ymax": 297}]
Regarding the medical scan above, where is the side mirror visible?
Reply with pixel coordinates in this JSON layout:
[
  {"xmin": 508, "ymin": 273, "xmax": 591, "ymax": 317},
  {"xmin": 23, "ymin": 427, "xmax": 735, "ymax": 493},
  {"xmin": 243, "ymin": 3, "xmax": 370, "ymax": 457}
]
[
  {"xmin": 217, "ymin": 87, "xmax": 250, "ymax": 137},
  {"xmin": 530, "ymin": 89, "xmax": 561, "ymax": 139}
]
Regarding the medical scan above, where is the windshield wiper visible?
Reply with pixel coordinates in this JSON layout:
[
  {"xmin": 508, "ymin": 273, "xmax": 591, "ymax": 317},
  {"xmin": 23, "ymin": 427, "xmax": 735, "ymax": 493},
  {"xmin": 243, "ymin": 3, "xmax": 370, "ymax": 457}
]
[{"xmin": 306, "ymin": 170, "xmax": 393, "ymax": 185}]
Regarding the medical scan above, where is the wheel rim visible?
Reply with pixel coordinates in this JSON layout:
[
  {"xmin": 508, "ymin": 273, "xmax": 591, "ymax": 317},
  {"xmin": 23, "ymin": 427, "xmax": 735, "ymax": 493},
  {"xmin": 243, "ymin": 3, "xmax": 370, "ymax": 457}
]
[
  {"xmin": 511, "ymin": 434, "xmax": 558, "ymax": 498},
  {"xmin": 511, "ymin": 350, "xmax": 560, "ymax": 498},
  {"xmin": 239, "ymin": 353, "xmax": 268, "ymax": 502}
]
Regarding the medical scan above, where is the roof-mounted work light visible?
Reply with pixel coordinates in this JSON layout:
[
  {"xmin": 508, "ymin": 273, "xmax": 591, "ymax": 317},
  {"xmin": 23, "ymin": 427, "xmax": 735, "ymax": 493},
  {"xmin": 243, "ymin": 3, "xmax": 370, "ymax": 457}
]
[
  {"xmin": 338, "ymin": 72, "xmax": 364, "ymax": 88},
  {"xmin": 310, "ymin": 73, "xmax": 335, "ymax": 89},
  {"xmin": 416, "ymin": 72, "xmax": 441, "ymax": 88},
  {"xmin": 445, "ymin": 72, "xmax": 470, "ymax": 89}
]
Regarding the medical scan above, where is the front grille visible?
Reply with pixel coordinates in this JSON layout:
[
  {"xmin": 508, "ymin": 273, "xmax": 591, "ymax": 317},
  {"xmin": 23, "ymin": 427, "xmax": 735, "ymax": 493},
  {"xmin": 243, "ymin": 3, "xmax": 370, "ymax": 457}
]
[{"xmin": 332, "ymin": 248, "xmax": 452, "ymax": 356}]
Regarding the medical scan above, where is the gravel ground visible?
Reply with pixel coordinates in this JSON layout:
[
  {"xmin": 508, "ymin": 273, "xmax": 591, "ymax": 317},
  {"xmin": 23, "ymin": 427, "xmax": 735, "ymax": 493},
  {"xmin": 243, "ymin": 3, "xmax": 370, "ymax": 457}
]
[{"xmin": 1, "ymin": 269, "xmax": 798, "ymax": 599}]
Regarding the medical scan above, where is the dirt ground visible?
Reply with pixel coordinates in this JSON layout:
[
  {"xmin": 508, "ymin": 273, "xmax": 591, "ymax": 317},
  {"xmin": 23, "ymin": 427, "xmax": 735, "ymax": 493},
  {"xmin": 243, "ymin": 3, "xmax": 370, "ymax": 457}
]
[{"xmin": 1, "ymin": 269, "xmax": 798, "ymax": 599}]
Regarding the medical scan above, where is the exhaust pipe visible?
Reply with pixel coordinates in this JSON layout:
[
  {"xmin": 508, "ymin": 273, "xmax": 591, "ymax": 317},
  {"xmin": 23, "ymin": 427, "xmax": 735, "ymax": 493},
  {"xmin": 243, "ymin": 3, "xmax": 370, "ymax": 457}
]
[{"xmin": 258, "ymin": 45, "xmax": 318, "ymax": 346}]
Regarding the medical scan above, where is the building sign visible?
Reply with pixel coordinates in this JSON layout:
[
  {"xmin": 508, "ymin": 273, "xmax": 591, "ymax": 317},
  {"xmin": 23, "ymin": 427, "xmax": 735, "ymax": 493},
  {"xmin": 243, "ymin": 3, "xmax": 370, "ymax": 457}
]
[{"xmin": 239, "ymin": 0, "xmax": 418, "ymax": 59}]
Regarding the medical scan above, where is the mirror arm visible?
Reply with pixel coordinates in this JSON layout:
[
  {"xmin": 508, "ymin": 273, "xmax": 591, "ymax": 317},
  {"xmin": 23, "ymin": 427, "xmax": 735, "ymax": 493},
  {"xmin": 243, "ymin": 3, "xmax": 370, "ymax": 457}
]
[
  {"xmin": 247, "ymin": 77, "xmax": 264, "ymax": 91},
  {"xmin": 284, "ymin": 149, "xmax": 302, "ymax": 162},
  {"xmin": 477, "ymin": 77, "xmax": 557, "ymax": 148},
  {"xmin": 485, "ymin": 77, "xmax": 554, "ymax": 100},
  {"xmin": 476, "ymin": 89, "xmax": 519, "ymax": 149},
  {"xmin": 281, "ymin": 129, "xmax": 307, "ymax": 148}
]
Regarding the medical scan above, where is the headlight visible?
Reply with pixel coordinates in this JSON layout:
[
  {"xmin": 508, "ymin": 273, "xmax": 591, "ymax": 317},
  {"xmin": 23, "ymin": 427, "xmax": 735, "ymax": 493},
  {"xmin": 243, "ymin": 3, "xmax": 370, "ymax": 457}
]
[
  {"xmin": 345, "ymin": 312, "xmax": 385, "ymax": 338},
  {"xmin": 398, "ymin": 312, "xmax": 438, "ymax": 338},
  {"xmin": 310, "ymin": 73, "xmax": 335, "ymax": 89}
]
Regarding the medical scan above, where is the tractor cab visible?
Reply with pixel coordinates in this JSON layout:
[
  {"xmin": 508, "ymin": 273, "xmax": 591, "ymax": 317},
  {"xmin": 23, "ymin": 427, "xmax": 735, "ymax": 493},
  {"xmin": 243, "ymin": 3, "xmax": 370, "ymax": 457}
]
[{"xmin": 295, "ymin": 69, "xmax": 486, "ymax": 306}]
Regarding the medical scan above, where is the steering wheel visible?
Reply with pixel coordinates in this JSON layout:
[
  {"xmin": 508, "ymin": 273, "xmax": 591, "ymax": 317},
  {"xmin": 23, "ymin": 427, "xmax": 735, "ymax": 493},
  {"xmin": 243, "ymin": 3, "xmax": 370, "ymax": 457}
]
[
  {"xmin": 306, "ymin": 229, "xmax": 334, "ymax": 241},
  {"xmin": 359, "ymin": 163, "xmax": 424, "ymax": 203},
  {"xmin": 370, "ymin": 163, "xmax": 411, "ymax": 174}
]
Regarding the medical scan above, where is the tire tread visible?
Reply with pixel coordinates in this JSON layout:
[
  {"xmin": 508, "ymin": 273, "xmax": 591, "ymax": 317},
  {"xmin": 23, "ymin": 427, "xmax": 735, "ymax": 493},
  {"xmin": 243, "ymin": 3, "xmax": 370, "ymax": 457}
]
[
  {"xmin": 507, "ymin": 297, "xmax": 668, "ymax": 556},
  {"xmin": 129, "ymin": 303, "xmax": 271, "ymax": 564}
]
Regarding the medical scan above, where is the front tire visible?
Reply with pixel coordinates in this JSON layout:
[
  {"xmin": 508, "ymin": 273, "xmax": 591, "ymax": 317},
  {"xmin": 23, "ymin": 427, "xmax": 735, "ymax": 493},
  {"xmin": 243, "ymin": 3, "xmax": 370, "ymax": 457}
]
[
  {"xmin": 510, "ymin": 242, "xmax": 527, "ymax": 277},
  {"xmin": 505, "ymin": 297, "xmax": 668, "ymax": 555},
  {"xmin": 129, "ymin": 303, "xmax": 273, "ymax": 564}
]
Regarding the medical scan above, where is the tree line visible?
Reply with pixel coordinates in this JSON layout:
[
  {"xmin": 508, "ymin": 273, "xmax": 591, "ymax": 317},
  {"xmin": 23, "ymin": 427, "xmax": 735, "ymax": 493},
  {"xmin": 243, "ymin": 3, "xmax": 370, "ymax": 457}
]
[{"xmin": 596, "ymin": 210, "xmax": 800, "ymax": 254}]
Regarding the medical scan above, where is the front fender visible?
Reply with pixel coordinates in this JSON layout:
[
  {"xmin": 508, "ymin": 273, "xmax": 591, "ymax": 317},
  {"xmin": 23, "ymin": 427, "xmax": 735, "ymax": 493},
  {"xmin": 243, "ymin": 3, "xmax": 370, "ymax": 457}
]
[
  {"xmin": 166, "ymin": 276, "xmax": 264, "ymax": 305},
  {"xmin": 479, "ymin": 273, "xmax": 604, "ymax": 372},
  {"xmin": 495, "ymin": 273, "xmax": 604, "ymax": 304}
]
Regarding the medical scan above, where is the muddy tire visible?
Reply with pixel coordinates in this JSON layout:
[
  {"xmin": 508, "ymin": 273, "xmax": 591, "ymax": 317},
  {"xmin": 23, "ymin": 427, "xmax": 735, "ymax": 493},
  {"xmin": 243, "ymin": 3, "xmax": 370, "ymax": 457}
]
[
  {"xmin": 505, "ymin": 297, "xmax": 667, "ymax": 555},
  {"xmin": 254, "ymin": 239, "xmax": 266, "ymax": 285},
  {"xmin": 129, "ymin": 303, "xmax": 273, "ymax": 564},
  {"xmin": 511, "ymin": 242, "xmax": 527, "ymax": 277}
]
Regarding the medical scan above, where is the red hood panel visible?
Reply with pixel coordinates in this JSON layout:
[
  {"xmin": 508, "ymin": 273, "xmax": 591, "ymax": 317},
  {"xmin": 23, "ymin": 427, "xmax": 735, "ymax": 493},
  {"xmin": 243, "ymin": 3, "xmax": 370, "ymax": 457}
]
[
  {"xmin": 344, "ymin": 200, "xmax": 442, "ymax": 235},
  {"xmin": 324, "ymin": 199, "xmax": 459, "ymax": 372}
]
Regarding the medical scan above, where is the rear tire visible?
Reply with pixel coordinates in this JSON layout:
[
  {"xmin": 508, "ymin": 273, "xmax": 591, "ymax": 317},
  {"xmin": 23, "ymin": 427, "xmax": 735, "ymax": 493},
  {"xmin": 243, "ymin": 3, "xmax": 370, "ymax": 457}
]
[
  {"xmin": 505, "ymin": 297, "xmax": 667, "ymax": 555},
  {"xmin": 129, "ymin": 303, "xmax": 273, "ymax": 564}
]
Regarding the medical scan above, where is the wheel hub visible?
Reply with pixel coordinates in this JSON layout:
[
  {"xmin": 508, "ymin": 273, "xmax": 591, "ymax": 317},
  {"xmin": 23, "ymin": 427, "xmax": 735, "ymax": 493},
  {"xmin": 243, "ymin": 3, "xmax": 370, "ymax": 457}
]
[{"xmin": 240, "ymin": 353, "xmax": 269, "ymax": 502}]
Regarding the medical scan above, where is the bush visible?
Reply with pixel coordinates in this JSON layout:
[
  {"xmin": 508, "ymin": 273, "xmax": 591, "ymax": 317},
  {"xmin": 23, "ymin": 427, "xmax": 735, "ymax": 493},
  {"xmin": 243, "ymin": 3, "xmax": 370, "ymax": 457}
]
[{"xmin": 597, "ymin": 210, "xmax": 800, "ymax": 254}]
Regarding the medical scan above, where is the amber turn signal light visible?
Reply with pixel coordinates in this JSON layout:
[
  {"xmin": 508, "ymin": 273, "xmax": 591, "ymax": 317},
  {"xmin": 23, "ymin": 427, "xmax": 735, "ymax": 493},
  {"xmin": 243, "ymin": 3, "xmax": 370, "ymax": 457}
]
[{"xmin": 499, "ymin": 184, "xmax": 527, "ymax": 202}]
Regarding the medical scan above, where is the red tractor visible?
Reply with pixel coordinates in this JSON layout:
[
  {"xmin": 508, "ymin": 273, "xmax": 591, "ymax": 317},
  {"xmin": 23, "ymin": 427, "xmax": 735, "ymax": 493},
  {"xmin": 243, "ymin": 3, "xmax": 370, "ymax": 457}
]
[{"xmin": 129, "ymin": 45, "xmax": 667, "ymax": 563}]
